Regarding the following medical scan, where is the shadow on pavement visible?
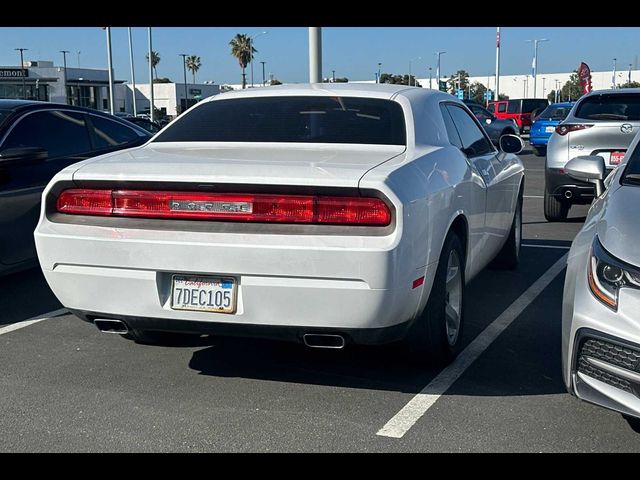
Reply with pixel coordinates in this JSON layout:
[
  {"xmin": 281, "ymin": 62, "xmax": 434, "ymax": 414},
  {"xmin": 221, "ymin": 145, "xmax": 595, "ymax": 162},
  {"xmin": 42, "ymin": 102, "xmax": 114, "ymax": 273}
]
[{"xmin": 0, "ymin": 267, "xmax": 62, "ymax": 327}]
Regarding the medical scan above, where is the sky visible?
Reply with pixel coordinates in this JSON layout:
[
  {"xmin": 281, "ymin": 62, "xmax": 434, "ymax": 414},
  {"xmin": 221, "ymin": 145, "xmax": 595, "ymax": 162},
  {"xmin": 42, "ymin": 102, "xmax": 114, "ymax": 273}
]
[{"xmin": 1, "ymin": 27, "xmax": 639, "ymax": 85}]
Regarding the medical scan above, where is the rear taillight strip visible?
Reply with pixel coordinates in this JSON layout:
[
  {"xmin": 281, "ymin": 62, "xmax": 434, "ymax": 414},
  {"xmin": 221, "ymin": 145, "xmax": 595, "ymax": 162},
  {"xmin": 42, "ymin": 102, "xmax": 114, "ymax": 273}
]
[
  {"xmin": 555, "ymin": 124, "xmax": 594, "ymax": 136},
  {"xmin": 56, "ymin": 189, "xmax": 392, "ymax": 226}
]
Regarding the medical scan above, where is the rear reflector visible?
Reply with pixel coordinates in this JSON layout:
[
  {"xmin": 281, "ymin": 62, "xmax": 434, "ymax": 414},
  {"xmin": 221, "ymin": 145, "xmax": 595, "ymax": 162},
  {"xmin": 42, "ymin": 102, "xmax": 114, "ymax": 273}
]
[{"xmin": 56, "ymin": 189, "xmax": 392, "ymax": 226}]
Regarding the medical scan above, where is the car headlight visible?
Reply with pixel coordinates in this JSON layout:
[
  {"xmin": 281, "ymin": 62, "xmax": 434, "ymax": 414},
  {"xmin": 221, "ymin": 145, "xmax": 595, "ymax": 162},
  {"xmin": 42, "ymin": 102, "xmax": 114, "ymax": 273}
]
[{"xmin": 588, "ymin": 236, "xmax": 640, "ymax": 310}]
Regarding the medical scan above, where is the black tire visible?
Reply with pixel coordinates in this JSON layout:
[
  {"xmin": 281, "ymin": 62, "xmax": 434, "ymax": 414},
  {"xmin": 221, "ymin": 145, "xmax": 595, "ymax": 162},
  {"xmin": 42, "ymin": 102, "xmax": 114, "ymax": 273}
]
[
  {"xmin": 491, "ymin": 190, "xmax": 522, "ymax": 270},
  {"xmin": 532, "ymin": 146, "xmax": 546, "ymax": 157},
  {"xmin": 123, "ymin": 329, "xmax": 203, "ymax": 346},
  {"xmin": 403, "ymin": 231, "xmax": 465, "ymax": 366},
  {"xmin": 544, "ymin": 188, "xmax": 570, "ymax": 222}
]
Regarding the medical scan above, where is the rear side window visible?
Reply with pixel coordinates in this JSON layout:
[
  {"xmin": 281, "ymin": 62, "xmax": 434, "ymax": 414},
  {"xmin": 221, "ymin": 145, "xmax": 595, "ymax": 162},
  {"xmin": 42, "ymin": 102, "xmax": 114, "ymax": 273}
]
[
  {"xmin": 487, "ymin": 104, "xmax": 495, "ymax": 113},
  {"xmin": 498, "ymin": 103, "xmax": 507, "ymax": 113},
  {"xmin": 439, "ymin": 104, "xmax": 463, "ymax": 148},
  {"xmin": 2, "ymin": 110, "xmax": 91, "ymax": 159},
  {"xmin": 522, "ymin": 99, "xmax": 549, "ymax": 113},
  {"xmin": 507, "ymin": 101, "xmax": 521, "ymax": 113},
  {"xmin": 575, "ymin": 94, "xmax": 640, "ymax": 120},
  {"xmin": 445, "ymin": 104, "xmax": 494, "ymax": 157},
  {"xmin": 154, "ymin": 96, "xmax": 406, "ymax": 145},
  {"xmin": 91, "ymin": 116, "xmax": 142, "ymax": 148}
]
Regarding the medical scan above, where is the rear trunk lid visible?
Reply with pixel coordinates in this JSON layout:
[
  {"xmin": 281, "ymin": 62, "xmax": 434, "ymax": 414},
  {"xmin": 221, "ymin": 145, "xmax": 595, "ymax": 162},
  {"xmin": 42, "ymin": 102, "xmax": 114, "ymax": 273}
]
[
  {"xmin": 568, "ymin": 121, "xmax": 640, "ymax": 168},
  {"xmin": 72, "ymin": 142, "xmax": 406, "ymax": 188}
]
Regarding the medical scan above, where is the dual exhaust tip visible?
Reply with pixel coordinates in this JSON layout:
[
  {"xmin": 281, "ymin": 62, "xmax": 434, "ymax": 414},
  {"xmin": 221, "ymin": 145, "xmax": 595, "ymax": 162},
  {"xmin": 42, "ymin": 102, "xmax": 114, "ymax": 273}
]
[{"xmin": 94, "ymin": 319, "xmax": 346, "ymax": 349}]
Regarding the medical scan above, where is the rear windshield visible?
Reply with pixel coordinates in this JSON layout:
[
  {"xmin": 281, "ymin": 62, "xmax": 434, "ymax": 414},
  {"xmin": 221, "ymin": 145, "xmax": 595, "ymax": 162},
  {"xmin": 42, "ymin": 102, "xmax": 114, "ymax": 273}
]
[
  {"xmin": 154, "ymin": 96, "xmax": 406, "ymax": 145},
  {"xmin": 536, "ymin": 105, "xmax": 572, "ymax": 121},
  {"xmin": 522, "ymin": 99, "xmax": 548, "ymax": 113},
  {"xmin": 575, "ymin": 94, "xmax": 640, "ymax": 121}
]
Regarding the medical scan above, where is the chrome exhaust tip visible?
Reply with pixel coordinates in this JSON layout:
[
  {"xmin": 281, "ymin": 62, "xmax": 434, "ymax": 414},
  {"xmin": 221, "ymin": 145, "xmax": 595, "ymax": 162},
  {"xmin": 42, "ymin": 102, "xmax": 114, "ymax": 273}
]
[
  {"xmin": 302, "ymin": 333, "xmax": 346, "ymax": 349},
  {"xmin": 564, "ymin": 189, "xmax": 573, "ymax": 199},
  {"xmin": 94, "ymin": 319, "xmax": 129, "ymax": 335}
]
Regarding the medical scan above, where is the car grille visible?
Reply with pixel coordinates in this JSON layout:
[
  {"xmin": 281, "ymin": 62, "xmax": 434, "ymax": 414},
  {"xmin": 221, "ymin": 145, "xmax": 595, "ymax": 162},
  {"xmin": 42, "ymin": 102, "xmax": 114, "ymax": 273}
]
[{"xmin": 577, "ymin": 337, "xmax": 640, "ymax": 396}]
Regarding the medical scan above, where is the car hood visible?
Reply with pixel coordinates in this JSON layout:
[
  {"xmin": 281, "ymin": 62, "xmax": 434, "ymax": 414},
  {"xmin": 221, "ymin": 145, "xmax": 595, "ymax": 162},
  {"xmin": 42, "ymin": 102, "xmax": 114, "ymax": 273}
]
[
  {"xmin": 72, "ymin": 142, "xmax": 407, "ymax": 188},
  {"xmin": 597, "ymin": 185, "xmax": 640, "ymax": 267}
]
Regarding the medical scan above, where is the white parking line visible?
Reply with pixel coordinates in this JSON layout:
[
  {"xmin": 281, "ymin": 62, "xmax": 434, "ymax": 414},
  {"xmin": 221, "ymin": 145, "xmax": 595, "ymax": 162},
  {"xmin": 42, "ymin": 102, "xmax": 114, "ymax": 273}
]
[
  {"xmin": 377, "ymin": 253, "xmax": 568, "ymax": 439},
  {"xmin": 0, "ymin": 308, "xmax": 68, "ymax": 337},
  {"xmin": 522, "ymin": 244, "xmax": 570, "ymax": 250},
  {"xmin": 523, "ymin": 195, "xmax": 543, "ymax": 198}
]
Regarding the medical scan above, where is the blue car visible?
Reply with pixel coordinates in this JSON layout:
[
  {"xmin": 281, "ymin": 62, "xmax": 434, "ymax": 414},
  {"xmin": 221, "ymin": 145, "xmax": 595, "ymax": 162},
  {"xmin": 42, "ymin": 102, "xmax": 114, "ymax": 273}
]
[{"xmin": 529, "ymin": 102, "xmax": 574, "ymax": 156}]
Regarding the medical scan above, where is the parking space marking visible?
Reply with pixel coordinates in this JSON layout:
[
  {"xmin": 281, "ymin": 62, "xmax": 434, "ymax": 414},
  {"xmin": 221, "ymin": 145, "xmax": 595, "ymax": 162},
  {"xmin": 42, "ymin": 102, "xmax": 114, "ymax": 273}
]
[
  {"xmin": 0, "ymin": 308, "xmax": 68, "ymax": 337},
  {"xmin": 522, "ymin": 244, "xmax": 570, "ymax": 250},
  {"xmin": 523, "ymin": 195, "xmax": 544, "ymax": 199},
  {"xmin": 376, "ymin": 253, "xmax": 568, "ymax": 439}
]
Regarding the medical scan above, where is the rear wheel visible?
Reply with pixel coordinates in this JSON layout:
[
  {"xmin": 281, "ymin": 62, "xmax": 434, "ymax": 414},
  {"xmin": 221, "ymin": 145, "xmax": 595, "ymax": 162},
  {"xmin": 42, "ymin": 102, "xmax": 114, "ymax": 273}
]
[
  {"xmin": 544, "ymin": 188, "xmax": 570, "ymax": 222},
  {"xmin": 403, "ymin": 232, "xmax": 465, "ymax": 366}
]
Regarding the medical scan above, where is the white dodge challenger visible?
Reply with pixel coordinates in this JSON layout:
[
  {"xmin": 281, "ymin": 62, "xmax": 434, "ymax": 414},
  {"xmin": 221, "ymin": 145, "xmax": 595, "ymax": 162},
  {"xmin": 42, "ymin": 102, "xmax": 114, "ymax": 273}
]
[{"xmin": 34, "ymin": 83, "xmax": 524, "ymax": 364}]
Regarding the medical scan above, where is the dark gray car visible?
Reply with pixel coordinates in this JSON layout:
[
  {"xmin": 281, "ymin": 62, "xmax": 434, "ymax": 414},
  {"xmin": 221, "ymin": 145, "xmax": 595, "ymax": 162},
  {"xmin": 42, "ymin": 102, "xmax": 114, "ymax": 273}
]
[{"xmin": 463, "ymin": 100, "xmax": 520, "ymax": 145}]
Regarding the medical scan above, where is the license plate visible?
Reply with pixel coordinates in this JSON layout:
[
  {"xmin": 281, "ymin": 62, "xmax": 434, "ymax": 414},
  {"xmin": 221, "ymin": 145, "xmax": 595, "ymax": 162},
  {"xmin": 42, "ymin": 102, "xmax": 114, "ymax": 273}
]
[
  {"xmin": 171, "ymin": 275, "xmax": 236, "ymax": 313},
  {"xmin": 610, "ymin": 151, "xmax": 625, "ymax": 165},
  {"xmin": 545, "ymin": 126, "xmax": 555, "ymax": 133}
]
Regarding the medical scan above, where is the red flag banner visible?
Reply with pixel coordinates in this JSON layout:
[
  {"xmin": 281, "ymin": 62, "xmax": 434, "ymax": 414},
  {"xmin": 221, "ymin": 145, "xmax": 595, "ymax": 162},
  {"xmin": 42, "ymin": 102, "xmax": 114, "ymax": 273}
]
[{"xmin": 578, "ymin": 62, "xmax": 593, "ymax": 94}]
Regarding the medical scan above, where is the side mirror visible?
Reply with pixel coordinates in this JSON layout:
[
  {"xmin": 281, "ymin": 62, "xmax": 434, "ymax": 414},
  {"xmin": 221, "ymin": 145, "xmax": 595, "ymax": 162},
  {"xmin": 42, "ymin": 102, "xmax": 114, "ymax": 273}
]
[
  {"xmin": 0, "ymin": 147, "xmax": 48, "ymax": 167},
  {"xmin": 499, "ymin": 134, "xmax": 524, "ymax": 154},
  {"xmin": 565, "ymin": 155, "xmax": 606, "ymax": 196}
]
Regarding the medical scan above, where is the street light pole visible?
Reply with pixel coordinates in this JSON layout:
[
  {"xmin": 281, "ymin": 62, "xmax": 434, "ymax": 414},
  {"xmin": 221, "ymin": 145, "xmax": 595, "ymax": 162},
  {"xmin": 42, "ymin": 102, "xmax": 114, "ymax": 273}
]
[
  {"xmin": 249, "ymin": 31, "xmax": 268, "ymax": 88},
  {"xmin": 526, "ymin": 38, "xmax": 549, "ymax": 98},
  {"xmin": 435, "ymin": 51, "xmax": 446, "ymax": 89},
  {"xmin": 377, "ymin": 62, "xmax": 381, "ymax": 83},
  {"xmin": 495, "ymin": 27, "xmax": 501, "ymax": 102},
  {"xmin": 60, "ymin": 50, "xmax": 69, "ymax": 104},
  {"xmin": 629, "ymin": 63, "xmax": 633, "ymax": 84},
  {"xmin": 308, "ymin": 27, "xmax": 322, "ymax": 83},
  {"xmin": 15, "ymin": 48, "xmax": 28, "ymax": 99},
  {"xmin": 179, "ymin": 54, "xmax": 188, "ymax": 114},
  {"xmin": 148, "ymin": 27, "xmax": 154, "ymax": 122},
  {"xmin": 613, "ymin": 58, "xmax": 617, "ymax": 88},
  {"xmin": 261, "ymin": 61, "xmax": 266, "ymax": 86},
  {"xmin": 429, "ymin": 67, "xmax": 432, "ymax": 89},
  {"xmin": 128, "ymin": 27, "xmax": 137, "ymax": 116},
  {"xmin": 106, "ymin": 27, "xmax": 115, "ymax": 115}
]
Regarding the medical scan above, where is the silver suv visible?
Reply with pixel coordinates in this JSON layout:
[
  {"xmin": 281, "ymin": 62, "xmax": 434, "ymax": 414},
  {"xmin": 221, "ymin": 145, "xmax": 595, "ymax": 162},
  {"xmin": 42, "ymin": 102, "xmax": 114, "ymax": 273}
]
[{"xmin": 545, "ymin": 89, "xmax": 640, "ymax": 221}]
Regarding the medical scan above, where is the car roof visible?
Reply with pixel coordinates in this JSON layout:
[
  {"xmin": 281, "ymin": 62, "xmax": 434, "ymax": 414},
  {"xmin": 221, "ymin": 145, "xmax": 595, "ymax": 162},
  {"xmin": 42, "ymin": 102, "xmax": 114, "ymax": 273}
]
[{"xmin": 583, "ymin": 88, "xmax": 640, "ymax": 97}]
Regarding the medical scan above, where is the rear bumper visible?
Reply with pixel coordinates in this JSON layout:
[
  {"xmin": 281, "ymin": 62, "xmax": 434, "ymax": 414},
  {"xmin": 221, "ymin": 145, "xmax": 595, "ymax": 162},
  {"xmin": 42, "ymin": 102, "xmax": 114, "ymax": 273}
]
[
  {"xmin": 35, "ymin": 216, "xmax": 431, "ymax": 340},
  {"xmin": 529, "ymin": 135, "xmax": 550, "ymax": 146},
  {"xmin": 545, "ymin": 168, "xmax": 595, "ymax": 204}
]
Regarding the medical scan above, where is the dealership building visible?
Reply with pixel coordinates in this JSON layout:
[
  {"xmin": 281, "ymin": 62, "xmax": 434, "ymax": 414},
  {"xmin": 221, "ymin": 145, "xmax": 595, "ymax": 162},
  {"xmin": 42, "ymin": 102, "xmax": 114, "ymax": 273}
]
[{"xmin": 0, "ymin": 60, "xmax": 220, "ymax": 117}]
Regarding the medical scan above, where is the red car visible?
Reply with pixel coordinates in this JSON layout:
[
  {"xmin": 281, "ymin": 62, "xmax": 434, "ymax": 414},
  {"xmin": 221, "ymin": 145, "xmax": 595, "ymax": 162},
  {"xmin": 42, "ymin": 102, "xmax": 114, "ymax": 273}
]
[{"xmin": 488, "ymin": 98, "xmax": 549, "ymax": 134}]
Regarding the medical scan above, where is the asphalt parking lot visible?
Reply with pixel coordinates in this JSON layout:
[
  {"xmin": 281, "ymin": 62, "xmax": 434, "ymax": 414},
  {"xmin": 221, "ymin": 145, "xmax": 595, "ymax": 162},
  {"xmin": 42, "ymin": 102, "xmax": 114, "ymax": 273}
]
[{"xmin": 2, "ymin": 146, "xmax": 640, "ymax": 452}]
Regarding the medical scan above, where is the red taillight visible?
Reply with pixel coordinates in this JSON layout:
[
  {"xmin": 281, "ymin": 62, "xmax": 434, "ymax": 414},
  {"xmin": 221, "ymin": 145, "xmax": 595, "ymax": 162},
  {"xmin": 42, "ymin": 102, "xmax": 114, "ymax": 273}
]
[
  {"xmin": 56, "ymin": 190, "xmax": 392, "ymax": 226},
  {"xmin": 56, "ymin": 189, "xmax": 113, "ymax": 215},
  {"xmin": 555, "ymin": 124, "xmax": 594, "ymax": 136}
]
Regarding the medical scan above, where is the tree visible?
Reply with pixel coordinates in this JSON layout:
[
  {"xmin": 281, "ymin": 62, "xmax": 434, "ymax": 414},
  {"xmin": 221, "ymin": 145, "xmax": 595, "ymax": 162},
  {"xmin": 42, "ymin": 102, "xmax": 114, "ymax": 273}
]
[
  {"xmin": 469, "ymin": 82, "xmax": 487, "ymax": 104},
  {"xmin": 334, "ymin": 77, "xmax": 349, "ymax": 83},
  {"xmin": 145, "ymin": 51, "xmax": 161, "ymax": 80},
  {"xmin": 153, "ymin": 77, "xmax": 172, "ymax": 84},
  {"xmin": 446, "ymin": 70, "xmax": 470, "ymax": 95},
  {"xmin": 547, "ymin": 90, "xmax": 557, "ymax": 103},
  {"xmin": 379, "ymin": 73, "xmax": 421, "ymax": 86},
  {"xmin": 229, "ymin": 33, "xmax": 256, "ymax": 89},
  {"xmin": 558, "ymin": 71, "xmax": 584, "ymax": 102},
  {"xmin": 619, "ymin": 81, "xmax": 640, "ymax": 88},
  {"xmin": 498, "ymin": 93, "xmax": 509, "ymax": 100},
  {"xmin": 270, "ymin": 79, "xmax": 282, "ymax": 86},
  {"xmin": 186, "ymin": 55, "xmax": 201, "ymax": 84}
]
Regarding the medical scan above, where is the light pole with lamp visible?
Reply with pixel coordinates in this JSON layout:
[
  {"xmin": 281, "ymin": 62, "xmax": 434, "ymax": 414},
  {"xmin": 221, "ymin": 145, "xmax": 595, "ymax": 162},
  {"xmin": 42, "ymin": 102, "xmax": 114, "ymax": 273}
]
[
  {"xmin": 435, "ymin": 51, "xmax": 446, "ymax": 90},
  {"xmin": 261, "ymin": 61, "xmax": 266, "ymax": 86},
  {"xmin": 15, "ymin": 48, "xmax": 28, "ymax": 99},
  {"xmin": 377, "ymin": 62, "xmax": 381, "ymax": 83},
  {"xmin": 249, "ymin": 31, "xmax": 268, "ymax": 88},
  {"xmin": 526, "ymin": 38, "xmax": 548, "ymax": 98},
  {"xmin": 429, "ymin": 67, "xmax": 432, "ymax": 89},
  {"xmin": 179, "ymin": 54, "xmax": 188, "ymax": 114},
  {"xmin": 332, "ymin": 70, "xmax": 335, "ymax": 82},
  {"xmin": 60, "ymin": 50, "xmax": 69, "ymax": 104},
  {"xmin": 612, "ymin": 58, "xmax": 617, "ymax": 88}
]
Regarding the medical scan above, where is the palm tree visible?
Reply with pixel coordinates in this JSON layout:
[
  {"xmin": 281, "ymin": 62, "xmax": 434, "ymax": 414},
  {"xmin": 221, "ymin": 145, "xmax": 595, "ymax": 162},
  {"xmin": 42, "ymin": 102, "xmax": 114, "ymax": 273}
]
[
  {"xmin": 186, "ymin": 55, "xmax": 201, "ymax": 84},
  {"xmin": 229, "ymin": 33, "xmax": 256, "ymax": 89},
  {"xmin": 145, "ymin": 50, "xmax": 161, "ymax": 80}
]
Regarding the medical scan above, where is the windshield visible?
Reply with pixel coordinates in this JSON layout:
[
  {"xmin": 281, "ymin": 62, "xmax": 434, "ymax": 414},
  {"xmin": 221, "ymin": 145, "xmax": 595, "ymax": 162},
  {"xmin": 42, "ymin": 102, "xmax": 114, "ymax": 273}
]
[
  {"xmin": 575, "ymin": 94, "xmax": 640, "ymax": 120},
  {"xmin": 154, "ymin": 96, "xmax": 406, "ymax": 145},
  {"xmin": 536, "ymin": 105, "xmax": 572, "ymax": 121}
]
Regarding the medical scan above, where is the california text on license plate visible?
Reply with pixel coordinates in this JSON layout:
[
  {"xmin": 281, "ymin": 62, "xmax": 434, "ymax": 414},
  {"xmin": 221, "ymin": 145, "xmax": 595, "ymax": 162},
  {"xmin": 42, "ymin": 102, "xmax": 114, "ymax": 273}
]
[
  {"xmin": 610, "ymin": 151, "xmax": 625, "ymax": 165},
  {"xmin": 171, "ymin": 275, "xmax": 237, "ymax": 313}
]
